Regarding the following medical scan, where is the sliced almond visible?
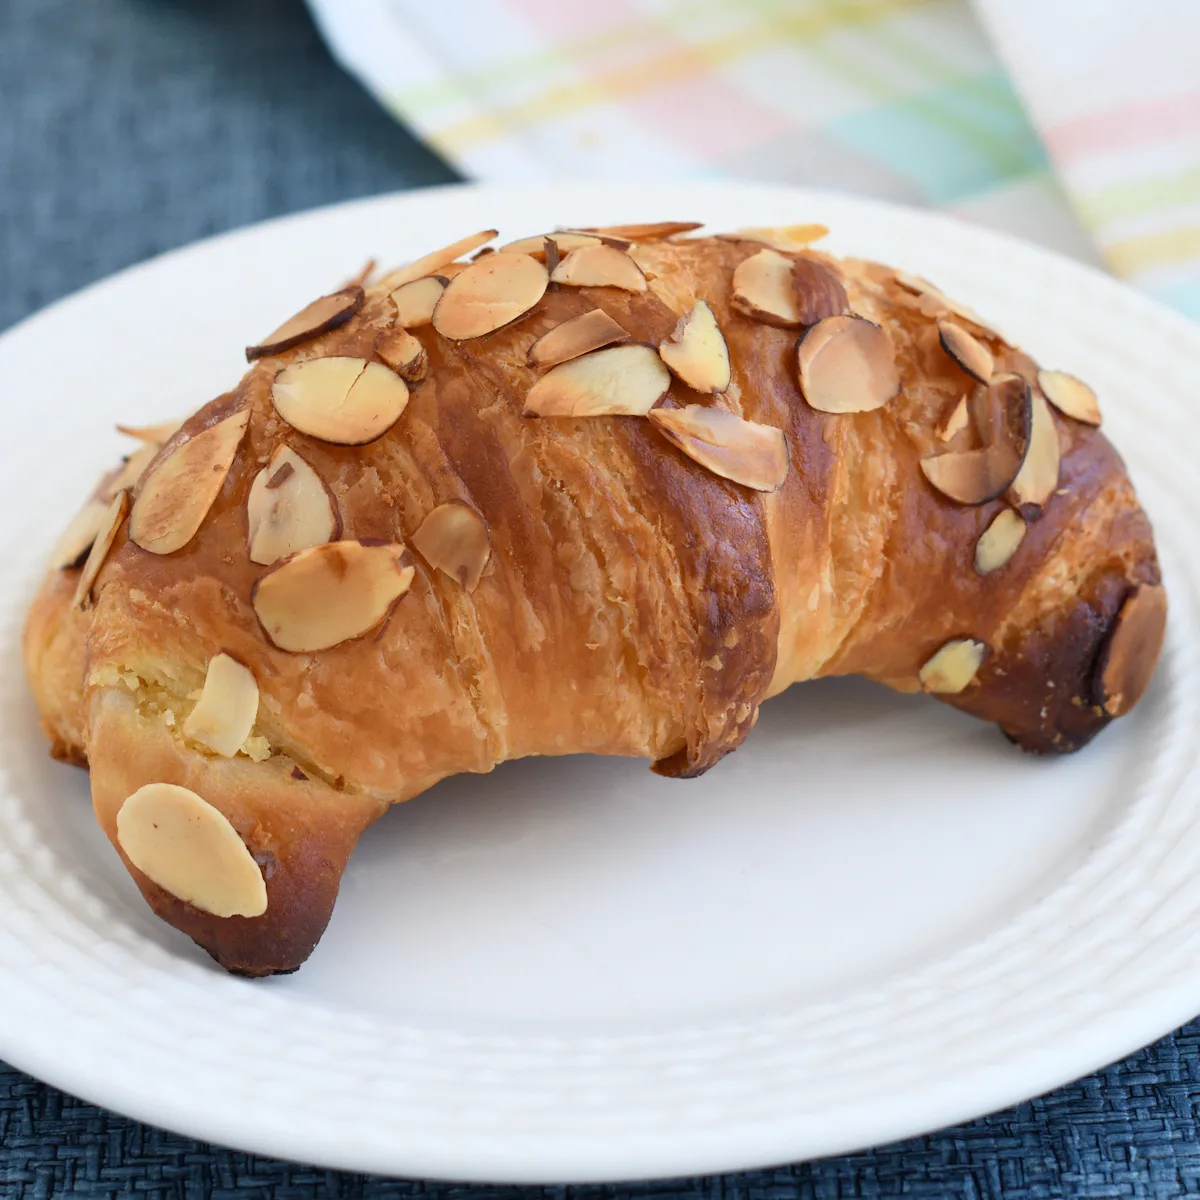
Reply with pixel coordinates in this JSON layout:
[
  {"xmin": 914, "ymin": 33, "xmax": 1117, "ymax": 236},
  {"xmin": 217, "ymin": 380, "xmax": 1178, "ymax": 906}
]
[
  {"xmin": 98, "ymin": 444, "xmax": 159, "ymax": 503},
  {"xmin": 389, "ymin": 276, "xmax": 446, "ymax": 328},
  {"xmin": 72, "ymin": 489, "xmax": 129, "ymax": 607},
  {"xmin": 792, "ymin": 257, "xmax": 849, "ymax": 325},
  {"xmin": 412, "ymin": 501, "xmax": 490, "ymax": 591},
  {"xmin": 346, "ymin": 258, "xmax": 376, "ymax": 289},
  {"xmin": 432, "ymin": 253, "xmax": 548, "ymax": 340},
  {"xmin": 272, "ymin": 358, "xmax": 407, "ymax": 445},
  {"xmin": 1094, "ymin": 583, "xmax": 1167, "ymax": 716},
  {"xmin": 51, "ymin": 499, "xmax": 111, "ymax": 570},
  {"xmin": 246, "ymin": 445, "xmax": 339, "ymax": 566},
  {"xmin": 658, "ymin": 301, "xmax": 731, "ymax": 394},
  {"xmin": 252, "ymin": 540, "xmax": 414, "ymax": 653},
  {"xmin": 524, "ymin": 344, "xmax": 670, "ymax": 417},
  {"xmin": 731, "ymin": 249, "xmax": 802, "ymax": 326},
  {"xmin": 967, "ymin": 379, "xmax": 999, "ymax": 445},
  {"xmin": 543, "ymin": 237, "xmax": 562, "ymax": 278},
  {"xmin": 893, "ymin": 271, "xmax": 987, "ymax": 327},
  {"xmin": 648, "ymin": 405, "xmax": 788, "ymax": 492},
  {"xmin": 573, "ymin": 221, "xmax": 702, "ymax": 242},
  {"xmin": 938, "ymin": 319, "xmax": 993, "ymax": 383},
  {"xmin": 1007, "ymin": 386, "xmax": 1060, "ymax": 516},
  {"xmin": 245, "ymin": 286, "xmax": 364, "ymax": 361},
  {"xmin": 1038, "ymin": 369, "xmax": 1101, "ymax": 426},
  {"xmin": 374, "ymin": 327, "xmax": 427, "ymax": 382},
  {"xmin": 920, "ymin": 375, "xmax": 1031, "ymax": 505},
  {"xmin": 919, "ymin": 638, "xmax": 987, "ymax": 693},
  {"xmin": 974, "ymin": 509, "xmax": 1026, "ymax": 575},
  {"xmin": 116, "ymin": 783, "xmax": 267, "ymax": 918},
  {"xmin": 550, "ymin": 244, "xmax": 647, "ymax": 292},
  {"xmin": 939, "ymin": 396, "xmax": 970, "ymax": 441},
  {"xmin": 499, "ymin": 232, "xmax": 603, "ymax": 258},
  {"xmin": 116, "ymin": 418, "xmax": 183, "ymax": 445},
  {"xmin": 380, "ymin": 229, "xmax": 498, "ymax": 290},
  {"xmin": 183, "ymin": 653, "xmax": 260, "ymax": 757},
  {"xmin": 129, "ymin": 409, "xmax": 250, "ymax": 554},
  {"xmin": 720, "ymin": 224, "xmax": 829, "ymax": 252},
  {"xmin": 527, "ymin": 309, "xmax": 630, "ymax": 368},
  {"xmin": 893, "ymin": 271, "xmax": 940, "ymax": 298},
  {"xmin": 796, "ymin": 315, "xmax": 900, "ymax": 414}
]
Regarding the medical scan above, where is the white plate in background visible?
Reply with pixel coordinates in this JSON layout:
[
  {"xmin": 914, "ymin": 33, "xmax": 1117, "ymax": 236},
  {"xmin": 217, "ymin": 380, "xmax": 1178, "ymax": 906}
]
[{"xmin": 0, "ymin": 182, "xmax": 1197, "ymax": 1183}]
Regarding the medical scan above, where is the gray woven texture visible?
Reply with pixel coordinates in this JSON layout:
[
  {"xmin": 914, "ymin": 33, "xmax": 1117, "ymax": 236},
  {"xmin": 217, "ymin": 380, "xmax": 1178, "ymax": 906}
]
[{"xmin": 4, "ymin": 1, "xmax": 1200, "ymax": 1195}]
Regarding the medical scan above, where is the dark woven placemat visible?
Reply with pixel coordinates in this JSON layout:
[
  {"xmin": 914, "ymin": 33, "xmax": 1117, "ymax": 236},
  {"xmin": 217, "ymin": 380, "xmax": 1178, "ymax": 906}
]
[
  {"xmin": 4, "ymin": 1, "xmax": 1200, "ymax": 1195},
  {"xmin": 5, "ymin": 1018, "xmax": 1200, "ymax": 1199}
]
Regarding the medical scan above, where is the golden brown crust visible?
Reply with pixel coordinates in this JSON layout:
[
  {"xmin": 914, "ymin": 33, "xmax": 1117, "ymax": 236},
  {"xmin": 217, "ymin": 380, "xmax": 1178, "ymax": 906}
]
[
  {"xmin": 22, "ymin": 231, "xmax": 1165, "ymax": 974},
  {"xmin": 23, "ymin": 568, "xmax": 90, "ymax": 767},
  {"xmin": 88, "ymin": 688, "xmax": 384, "ymax": 974}
]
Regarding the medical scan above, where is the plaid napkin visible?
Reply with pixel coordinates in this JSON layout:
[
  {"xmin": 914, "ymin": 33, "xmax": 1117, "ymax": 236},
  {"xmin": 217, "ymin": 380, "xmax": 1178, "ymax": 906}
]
[
  {"xmin": 977, "ymin": 0, "xmax": 1200, "ymax": 318},
  {"xmin": 305, "ymin": 0, "xmax": 1198, "ymax": 317}
]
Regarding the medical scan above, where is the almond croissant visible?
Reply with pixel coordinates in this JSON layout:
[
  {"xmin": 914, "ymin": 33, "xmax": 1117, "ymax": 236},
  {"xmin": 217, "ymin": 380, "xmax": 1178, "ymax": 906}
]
[{"xmin": 23, "ymin": 223, "xmax": 1166, "ymax": 976}]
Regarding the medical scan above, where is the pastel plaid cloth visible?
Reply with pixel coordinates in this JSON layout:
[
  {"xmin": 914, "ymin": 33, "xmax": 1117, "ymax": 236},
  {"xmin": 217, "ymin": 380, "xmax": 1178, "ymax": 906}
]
[{"xmin": 306, "ymin": 0, "xmax": 1200, "ymax": 318}]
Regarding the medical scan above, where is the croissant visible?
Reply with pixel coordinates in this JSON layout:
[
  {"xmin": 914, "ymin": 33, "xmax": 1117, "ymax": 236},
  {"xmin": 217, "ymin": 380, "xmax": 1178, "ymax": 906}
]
[{"xmin": 23, "ymin": 222, "xmax": 1166, "ymax": 976}]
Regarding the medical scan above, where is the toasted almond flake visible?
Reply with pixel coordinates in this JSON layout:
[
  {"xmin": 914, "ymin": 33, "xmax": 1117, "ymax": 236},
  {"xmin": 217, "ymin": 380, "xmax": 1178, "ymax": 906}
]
[
  {"xmin": 731, "ymin": 249, "xmax": 803, "ymax": 326},
  {"xmin": 432, "ymin": 252, "xmax": 548, "ymax": 340},
  {"xmin": 252, "ymin": 540, "xmax": 414, "ymax": 653},
  {"xmin": 129, "ymin": 409, "xmax": 250, "ymax": 554},
  {"xmin": 919, "ymin": 638, "xmax": 987, "ymax": 693},
  {"xmin": 527, "ymin": 309, "xmax": 630, "ymax": 368},
  {"xmin": 658, "ymin": 301, "xmax": 731, "ymax": 394},
  {"xmin": 245, "ymin": 286, "xmax": 363, "ymax": 361},
  {"xmin": 499, "ymin": 232, "xmax": 603, "ymax": 257},
  {"xmin": 648, "ymin": 405, "xmax": 788, "ymax": 492},
  {"xmin": 968, "ymin": 379, "xmax": 1000, "ymax": 444},
  {"xmin": 183, "ymin": 653, "xmax": 260, "ymax": 757},
  {"xmin": 272, "ymin": 357, "xmax": 407, "ymax": 445},
  {"xmin": 550, "ymin": 244, "xmax": 647, "ymax": 292},
  {"xmin": 974, "ymin": 509, "xmax": 1026, "ymax": 575},
  {"xmin": 543, "ymin": 237, "xmax": 562, "ymax": 278},
  {"xmin": 115, "ymin": 418, "xmax": 183, "ymax": 445},
  {"xmin": 893, "ymin": 270, "xmax": 938, "ymax": 298},
  {"xmin": 524, "ymin": 344, "xmax": 670, "ymax": 417},
  {"xmin": 920, "ymin": 375, "xmax": 1031, "ymax": 505},
  {"xmin": 573, "ymin": 221, "xmax": 702, "ymax": 242},
  {"xmin": 389, "ymin": 276, "xmax": 446, "ymax": 328},
  {"xmin": 117, "ymin": 782, "xmax": 267, "ymax": 918},
  {"xmin": 939, "ymin": 396, "xmax": 970, "ymax": 441},
  {"xmin": 1095, "ymin": 583, "xmax": 1167, "ymax": 716},
  {"xmin": 1007, "ymin": 386, "xmax": 1060, "ymax": 516},
  {"xmin": 720, "ymin": 224, "xmax": 829, "ymax": 252},
  {"xmin": 412, "ymin": 501, "xmax": 490, "ymax": 591},
  {"xmin": 345, "ymin": 258, "xmax": 376, "ymax": 288},
  {"xmin": 1038, "ymin": 369, "xmax": 1101, "ymax": 425},
  {"xmin": 72, "ymin": 489, "xmax": 129, "ymax": 606},
  {"xmin": 374, "ymin": 327, "xmax": 427, "ymax": 381},
  {"xmin": 246, "ymin": 445, "xmax": 339, "ymax": 566},
  {"xmin": 792, "ymin": 257, "xmax": 849, "ymax": 325},
  {"xmin": 559, "ymin": 231, "xmax": 633, "ymax": 251},
  {"xmin": 98, "ymin": 444, "xmax": 159, "ymax": 503},
  {"xmin": 51, "ymin": 499, "xmax": 111, "ymax": 570},
  {"xmin": 938, "ymin": 319, "xmax": 994, "ymax": 383},
  {"xmin": 893, "ymin": 271, "xmax": 988, "ymax": 327},
  {"xmin": 626, "ymin": 244, "xmax": 662, "ymax": 282},
  {"xmin": 438, "ymin": 261, "xmax": 470, "ymax": 279},
  {"xmin": 380, "ymin": 229, "xmax": 498, "ymax": 290},
  {"xmin": 796, "ymin": 315, "xmax": 900, "ymax": 413}
]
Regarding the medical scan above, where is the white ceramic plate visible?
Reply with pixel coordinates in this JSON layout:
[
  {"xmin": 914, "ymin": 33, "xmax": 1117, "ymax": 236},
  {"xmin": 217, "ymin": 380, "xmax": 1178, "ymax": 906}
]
[{"xmin": 1, "ymin": 182, "xmax": 1198, "ymax": 1184}]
